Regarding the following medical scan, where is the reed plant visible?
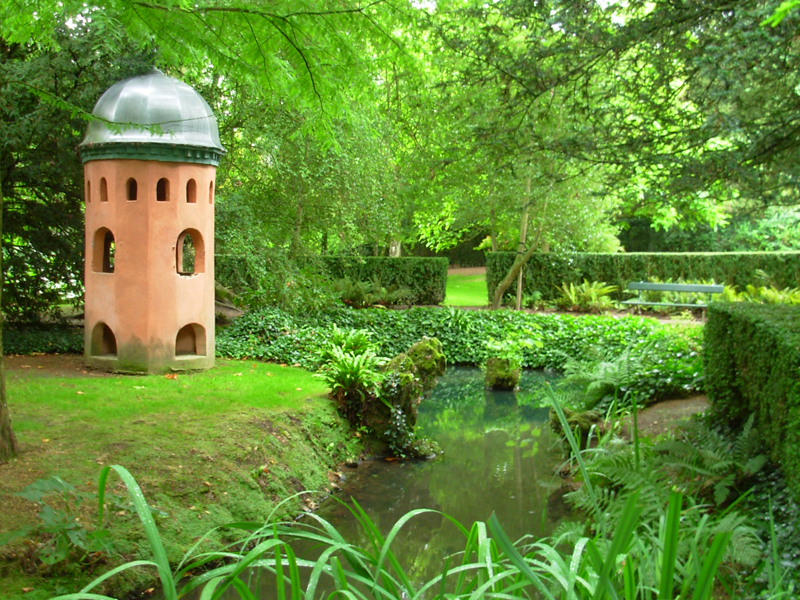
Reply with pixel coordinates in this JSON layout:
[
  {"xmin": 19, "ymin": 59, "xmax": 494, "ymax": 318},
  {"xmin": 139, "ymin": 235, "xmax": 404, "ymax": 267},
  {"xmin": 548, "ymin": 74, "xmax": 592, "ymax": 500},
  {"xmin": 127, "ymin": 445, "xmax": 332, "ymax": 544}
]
[{"xmin": 50, "ymin": 408, "xmax": 738, "ymax": 600}]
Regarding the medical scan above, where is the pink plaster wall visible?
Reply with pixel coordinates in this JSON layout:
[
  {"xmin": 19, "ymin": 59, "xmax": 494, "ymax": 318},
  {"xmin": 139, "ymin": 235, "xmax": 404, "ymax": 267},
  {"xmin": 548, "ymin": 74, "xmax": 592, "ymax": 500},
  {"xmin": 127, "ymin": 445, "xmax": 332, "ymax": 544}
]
[{"xmin": 84, "ymin": 158, "xmax": 216, "ymax": 372}]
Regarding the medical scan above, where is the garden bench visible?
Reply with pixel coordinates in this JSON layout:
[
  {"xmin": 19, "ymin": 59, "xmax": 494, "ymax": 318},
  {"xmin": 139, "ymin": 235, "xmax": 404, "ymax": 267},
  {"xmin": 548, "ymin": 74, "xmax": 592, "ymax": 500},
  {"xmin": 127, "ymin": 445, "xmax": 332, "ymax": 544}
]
[{"xmin": 621, "ymin": 281, "xmax": 724, "ymax": 312}]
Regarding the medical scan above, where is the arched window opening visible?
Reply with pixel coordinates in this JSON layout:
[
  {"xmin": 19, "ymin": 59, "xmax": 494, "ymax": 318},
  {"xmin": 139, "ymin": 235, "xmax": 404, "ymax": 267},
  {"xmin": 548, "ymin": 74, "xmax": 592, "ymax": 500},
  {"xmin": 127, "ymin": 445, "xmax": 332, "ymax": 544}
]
[
  {"xmin": 90, "ymin": 322, "xmax": 117, "ymax": 357},
  {"xmin": 176, "ymin": 229, "xmax": 205, "ymax": 275},
  {"xmin": 156, "ymin": 178, "xmax": 169, "ymax": 201},
  {"xmin": 175, "ymin": 324, "xmax": 206, "ymax": 356},
  {"xmin": 208, "ymin": 181, "xmax": 214, "ymax": 204},
  {"xmin": 186, "ymin": 179, "xmax": 197, "ymax": 203},
  {"xmin": 86, "ymin": 180, "xmax": 91, "ymax": 203},
  {"xmin": 127, "ymin": 178, "xmax": 138, "ymax": 201},
  {"xmin": 92, "ymin": 228, "xmax": 115, "ymax": 273},
  {"xmin": 100, "ymin": 178, "xmax": 108, "ymax": 202}
]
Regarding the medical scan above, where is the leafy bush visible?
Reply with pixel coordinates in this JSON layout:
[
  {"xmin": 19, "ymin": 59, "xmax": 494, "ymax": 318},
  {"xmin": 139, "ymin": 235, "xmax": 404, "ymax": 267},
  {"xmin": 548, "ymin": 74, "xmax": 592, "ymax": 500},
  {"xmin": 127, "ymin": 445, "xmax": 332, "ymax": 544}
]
[
  {"xmin": 332, "ymin": 276, "xmax": 413, "ymax": 308},
  {"xmin": 314, "ymin": 325, "xmax": 374, "ymax": 364},
  {"xmin": 3, "ymin": 325, "xmax": 83, "ymax": 355},
  {"xmin": 218, "ymin": 307, "xmax": 705, "ymax": 401},
  {"xmin": 561, "ymin": 328, "xmax": 704, "ymax": 409},
  {"xmin": 720, "ymin": 283, "xmax": 800, "ymax": 305},
  {"xmin": 0, "ymin": 476, "xmax": 114, "ymax": 567},
  {"xmin": 704, "ymin": 303, "xmax": 800, "ymax": 498},
  {"xmin": 556, "ymin": 279, "xmax": 618, "ymax": 312},
  {"xmin": 217, "ymin": 250, "xmax": 339, "ymax": 314},
  {"xmin": 321, "ymin": 256, "xmax": 448, "ymax": 304},
  {"xmin": 487, "ymin": 251, "xmax": 800, "ymax": 303},
  {"xmin": 315, "ymin": 347, "xmax": 386, "ymax": 424}
]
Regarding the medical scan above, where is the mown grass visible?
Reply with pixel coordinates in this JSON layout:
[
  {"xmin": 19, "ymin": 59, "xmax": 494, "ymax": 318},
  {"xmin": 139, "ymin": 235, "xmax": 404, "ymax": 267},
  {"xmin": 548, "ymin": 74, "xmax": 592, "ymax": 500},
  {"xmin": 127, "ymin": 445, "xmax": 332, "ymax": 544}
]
[
  {"xmin": 444, "ymin": 274, "xmax": 488, "ymax": 306},
  {"xmin": 0, "ymin": 359, "xmax": 367, "ymax": 600}
]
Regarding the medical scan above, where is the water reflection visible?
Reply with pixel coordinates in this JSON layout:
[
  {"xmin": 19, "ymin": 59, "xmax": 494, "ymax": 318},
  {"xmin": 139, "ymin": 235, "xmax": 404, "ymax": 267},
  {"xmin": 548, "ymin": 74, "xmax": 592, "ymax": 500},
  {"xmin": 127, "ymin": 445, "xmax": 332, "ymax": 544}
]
[{"xmin": 189, "ymin": 367, "xmax": 566, "ymax": 599}]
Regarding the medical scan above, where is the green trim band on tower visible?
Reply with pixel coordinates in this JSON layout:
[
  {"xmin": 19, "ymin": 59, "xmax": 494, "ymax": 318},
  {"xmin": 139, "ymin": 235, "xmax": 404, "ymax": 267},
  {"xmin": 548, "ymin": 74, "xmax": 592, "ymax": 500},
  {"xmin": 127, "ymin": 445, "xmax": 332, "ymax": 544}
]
[{"xmin": 81, "ymin": 143, "xmax": 224, "ymax": 166}]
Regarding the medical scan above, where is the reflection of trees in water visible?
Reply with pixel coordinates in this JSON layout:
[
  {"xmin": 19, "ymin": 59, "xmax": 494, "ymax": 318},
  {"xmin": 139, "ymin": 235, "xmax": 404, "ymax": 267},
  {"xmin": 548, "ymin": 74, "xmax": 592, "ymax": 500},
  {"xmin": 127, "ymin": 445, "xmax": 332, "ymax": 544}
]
[
  {"xmin": 423, "ymin": 366, "xmax": 560, "ymax": 413},
  {"xmin": 258, "ymin": 367, "xmax": 569, "ymax": 596},
  {"xmin": 423, "ymin": 391, "xmax": 563, "ymax": 547}
]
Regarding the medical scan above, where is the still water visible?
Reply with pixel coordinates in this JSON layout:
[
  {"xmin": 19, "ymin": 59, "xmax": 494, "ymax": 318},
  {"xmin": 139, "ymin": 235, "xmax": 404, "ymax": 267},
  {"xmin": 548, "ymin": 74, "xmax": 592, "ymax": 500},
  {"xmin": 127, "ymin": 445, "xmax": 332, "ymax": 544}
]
[{"xmin": 192, "ymin": 367, "xmax": 568, "ymax": 598}]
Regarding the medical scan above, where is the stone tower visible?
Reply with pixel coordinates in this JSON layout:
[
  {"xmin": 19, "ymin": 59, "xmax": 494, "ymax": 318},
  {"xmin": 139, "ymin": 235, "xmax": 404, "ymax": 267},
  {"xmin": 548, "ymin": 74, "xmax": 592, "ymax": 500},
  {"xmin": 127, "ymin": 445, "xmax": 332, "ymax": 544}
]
[{"xmin": 80, "ymin": 69, "xmax": 225, "ymax": 373}]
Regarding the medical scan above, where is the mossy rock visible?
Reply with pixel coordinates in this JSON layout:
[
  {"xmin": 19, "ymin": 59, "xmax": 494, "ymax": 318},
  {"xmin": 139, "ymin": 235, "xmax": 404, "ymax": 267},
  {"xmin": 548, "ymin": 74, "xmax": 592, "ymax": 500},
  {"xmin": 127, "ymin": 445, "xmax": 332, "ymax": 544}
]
[
  {"xmin": 407, "ymin": 336, "xmax": 446, "ymax": 394},
  {"xmin": 484, "ymin": 357, "xmax": 521, "ymax": 390},
  {"xmin": 214, "ymin": 281, "xmax": 238, "ymax": 306},
  {"xmin": 365, "ymin": 353, "xmax": 422, "ymax": 439},
  {"xmin": 549, "ymin": 407, "xmax": 604, "ymax": 450}
]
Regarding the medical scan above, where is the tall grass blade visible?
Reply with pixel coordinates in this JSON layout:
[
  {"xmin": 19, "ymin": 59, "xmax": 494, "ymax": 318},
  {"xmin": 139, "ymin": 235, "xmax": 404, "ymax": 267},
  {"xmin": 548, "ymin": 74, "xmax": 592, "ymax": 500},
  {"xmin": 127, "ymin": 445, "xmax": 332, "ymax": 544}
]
[
  {"xmin": 589, "ymin": 491, "xmax": 641, "ymax": 600},
  {"xmin": 690, "ymin": 531, "xmax": 732, "ymax": 600},
  {"xmin": 97, "ymin": 465, "xmax": 177, "ymax": 600},
  {"xmin": 544, "ymin": 385, "xmax": 604, "ymax": 534},
  {"xmin": 229, "ymin": 578, "xmax": 257, "ymax": 600},
  {"xmin": 275, "ymin": 541, "xmax": 285, "ymax": 600},
  {"xmin": 488, "ymin": 513, "xmax": 558, "ymax": 600},
  {"xmin": 658, "ymin": 491, "xmax": 682, "ymax": 600},
  {"xmin": 199, "ymin": 577, "xmax": 225, "ymax": 600},
  {"xmin": 49, "ymin": 560, "xmax": 161, "ymax": 600}
]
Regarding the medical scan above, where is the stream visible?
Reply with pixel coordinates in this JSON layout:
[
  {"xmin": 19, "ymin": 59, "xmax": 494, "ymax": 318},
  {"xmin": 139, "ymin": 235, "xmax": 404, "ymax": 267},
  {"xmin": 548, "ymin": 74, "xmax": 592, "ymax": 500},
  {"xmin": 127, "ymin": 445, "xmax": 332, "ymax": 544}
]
[{"xmin": 188, "ymin": 366, "xmax": 569, "ymax": 598}]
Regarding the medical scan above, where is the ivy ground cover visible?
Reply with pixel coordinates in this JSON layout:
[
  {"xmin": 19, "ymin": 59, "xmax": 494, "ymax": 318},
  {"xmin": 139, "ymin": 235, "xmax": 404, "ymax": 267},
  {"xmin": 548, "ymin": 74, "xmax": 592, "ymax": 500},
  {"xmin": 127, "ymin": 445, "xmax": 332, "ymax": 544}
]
[{"xmin": 217, "ymin": 306, "xmax": 704, "ymax": 403}]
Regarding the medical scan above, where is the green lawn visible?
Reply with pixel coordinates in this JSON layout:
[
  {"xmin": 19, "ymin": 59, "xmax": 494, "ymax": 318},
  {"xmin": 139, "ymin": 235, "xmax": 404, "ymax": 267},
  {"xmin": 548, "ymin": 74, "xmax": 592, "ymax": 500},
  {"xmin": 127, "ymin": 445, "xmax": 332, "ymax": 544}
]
[
  {"xmin": 0, "ymin": 360, "xmax": 366, "ymax": 600},
  {"xmin": 444, "ymin": 273, "xmax": 488, "ymax": 306}
]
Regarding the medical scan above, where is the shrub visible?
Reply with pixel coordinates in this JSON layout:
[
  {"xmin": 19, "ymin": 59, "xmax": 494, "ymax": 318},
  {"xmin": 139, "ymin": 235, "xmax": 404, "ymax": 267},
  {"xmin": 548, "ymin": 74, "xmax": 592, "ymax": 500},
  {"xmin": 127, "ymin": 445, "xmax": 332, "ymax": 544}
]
[
  {"xmin": 321, "ymin": 256, "xmax": 448, "ymax": 304},
  {"xmin": 3, "ymin": 325, "xmax": 83, "ymax": 355},
  {"xmin": 217, "ymin": 307, "xmax": 705, "ymax": 400},
  {"xmin": 332, "ymin": 276, "xmax": 413, "ymax": 308},
  {"xmin": 487, "ymin": 251, "xmax": 800, "ymax": 303},
  {"xmin": 315, "ymin": 347, "xmax": 386, "ymax": 424},
  {"xmin": 217, "ymin": 251, "xmax": 339, "ymax": 313},
  {"xmin": 704, "ymin": 303, "xmax": 800, "ymax": 498},
  {"xmin": 556, "ymin": 279, "xmax": 618, "ymax": 312}
]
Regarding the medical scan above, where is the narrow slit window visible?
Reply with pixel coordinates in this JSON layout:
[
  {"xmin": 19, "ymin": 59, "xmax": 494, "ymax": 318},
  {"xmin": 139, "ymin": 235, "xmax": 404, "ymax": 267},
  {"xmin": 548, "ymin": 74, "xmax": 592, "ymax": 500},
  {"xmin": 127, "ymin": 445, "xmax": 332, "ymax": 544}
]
[
  {"xmin": 156, "ymin": 178, "xmax": 169, "ymax": 201},
  {"xmin": 186, "ymin": 179, "xmax": 197, "ymax": 203},
  {"xmin": 176, "ymin": 229, "xmax": 205, "ymax": 275},
  {"xmin": 93, "ymin": 228, "xmax": 116, "ymax": 273},
  {"xmin": 91, "ymin": 322, "xmax": 117, "ymax": 356},
  {"xmin": 100, "ymin": 178, "xmax": 108, "ymax": 202},
  {"xmin": 127, "ymin": 178, "xmax": 138, "ymax": 201},
  {"xmin": 86, "ymin": 180, "xmax": 91, "ymax": 203},
  {"xmin": 209, "ymin": 181, "xmax": 214, "ymax": 204}
]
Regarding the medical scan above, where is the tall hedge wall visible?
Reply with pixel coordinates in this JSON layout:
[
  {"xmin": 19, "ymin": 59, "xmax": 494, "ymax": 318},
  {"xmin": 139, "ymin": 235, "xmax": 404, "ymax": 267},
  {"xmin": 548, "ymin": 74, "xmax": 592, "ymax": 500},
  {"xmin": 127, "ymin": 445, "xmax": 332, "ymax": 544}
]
[
  {"xmin": 486, "ymin": 251, "xmax": 800, "ymax": 302},
  {"xmin": 704, "ymin": 303, "xmax": 800, "ymax": 497},
  {"xmin": 321, "ymin": 257, "xmax": 448, "ymax": 305}
]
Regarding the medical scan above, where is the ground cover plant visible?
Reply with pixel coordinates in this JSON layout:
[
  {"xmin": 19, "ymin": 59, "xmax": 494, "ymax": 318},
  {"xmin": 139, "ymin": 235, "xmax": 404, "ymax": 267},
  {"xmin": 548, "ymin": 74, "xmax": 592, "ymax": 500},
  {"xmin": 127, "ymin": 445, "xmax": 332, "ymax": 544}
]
[
  {"xmin": 218, "ymin": 306, "xmax": 704, "ymax": 404},
  {"xmin": 0, "ymin": 358, "xmax": 366, "ymax": 600}
]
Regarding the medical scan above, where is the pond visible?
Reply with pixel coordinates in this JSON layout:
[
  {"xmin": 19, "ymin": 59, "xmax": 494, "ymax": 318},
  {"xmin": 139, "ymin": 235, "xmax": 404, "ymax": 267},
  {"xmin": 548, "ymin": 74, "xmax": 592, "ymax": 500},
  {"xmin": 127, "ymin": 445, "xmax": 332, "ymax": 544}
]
[{"xmin": 191, "ymin": 366, "xmax": 569, "ymax": 598}]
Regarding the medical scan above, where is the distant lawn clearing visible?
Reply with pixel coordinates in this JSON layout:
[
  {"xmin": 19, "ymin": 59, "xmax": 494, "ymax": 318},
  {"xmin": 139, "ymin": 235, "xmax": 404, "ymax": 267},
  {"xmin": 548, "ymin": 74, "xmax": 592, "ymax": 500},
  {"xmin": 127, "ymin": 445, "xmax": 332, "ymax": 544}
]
[{"xmin": 445, "ymin": 273, "xmax": 488, "ymax": 306}]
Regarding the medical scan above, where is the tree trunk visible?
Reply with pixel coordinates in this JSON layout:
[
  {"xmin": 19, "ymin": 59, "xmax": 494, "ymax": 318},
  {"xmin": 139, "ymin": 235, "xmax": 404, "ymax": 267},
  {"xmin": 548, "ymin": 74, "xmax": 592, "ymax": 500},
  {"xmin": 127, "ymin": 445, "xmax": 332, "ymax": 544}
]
[
  {"xmin": 489, "ymin": 205, "xmax": 498, "ymax": 252},
  {"xmin": 0, "ymin": 173, "xmax": 18, "ymax": 464},
  {"xmin": 388, "ymin": 239, "xmax": 401, "ymax": 257},
  {"xmin": 515, "ymin": 175, "xmax": 531, "ymax": 311},
  {"xmin": 491, "ymin": 194, "xmax": 549, "ymax": 310}
]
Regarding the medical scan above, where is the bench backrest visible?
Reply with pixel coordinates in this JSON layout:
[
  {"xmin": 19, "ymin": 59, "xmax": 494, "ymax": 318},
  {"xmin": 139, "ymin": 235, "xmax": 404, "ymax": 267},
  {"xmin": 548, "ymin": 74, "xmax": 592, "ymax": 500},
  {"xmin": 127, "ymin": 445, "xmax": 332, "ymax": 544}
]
[{"xmin": 627, "ymin": 282, "xmax": 724, "ymax": 294}]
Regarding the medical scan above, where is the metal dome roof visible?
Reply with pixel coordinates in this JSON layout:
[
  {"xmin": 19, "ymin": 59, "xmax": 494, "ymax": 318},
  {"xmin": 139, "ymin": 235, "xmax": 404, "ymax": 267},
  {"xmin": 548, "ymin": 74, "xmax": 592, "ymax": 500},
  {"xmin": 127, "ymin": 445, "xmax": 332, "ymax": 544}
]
[{"xmin": 80, "ymin": 69, "xmax": 225, "ymax": 165}]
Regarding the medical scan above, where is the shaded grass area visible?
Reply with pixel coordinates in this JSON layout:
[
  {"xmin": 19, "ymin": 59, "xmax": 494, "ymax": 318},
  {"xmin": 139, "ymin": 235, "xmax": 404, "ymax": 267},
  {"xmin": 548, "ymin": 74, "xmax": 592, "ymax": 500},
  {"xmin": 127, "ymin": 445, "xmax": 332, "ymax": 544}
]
[
  {"xmin": 0, "ymin": 359, "xmax": 367, "ymax": 600},
  {"xmin": 444, "ymin": 273, "xmax": 488, "ymax": 306}
]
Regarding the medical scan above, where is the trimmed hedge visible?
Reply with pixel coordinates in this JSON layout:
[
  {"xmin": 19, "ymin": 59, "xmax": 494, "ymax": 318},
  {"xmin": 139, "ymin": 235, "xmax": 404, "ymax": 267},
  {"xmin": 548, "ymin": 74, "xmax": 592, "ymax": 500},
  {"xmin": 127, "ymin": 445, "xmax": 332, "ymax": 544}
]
[
  {"xmin": 320, "ymin": 257, "xmax": 448, "ymax": 305},
  {"xmin": 487, "ymin": 251, "xmax": 800, "ymax": 302},
  {"xmin": 704, "ymin": 303, "xmax": 800, "ymax": 497}
]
